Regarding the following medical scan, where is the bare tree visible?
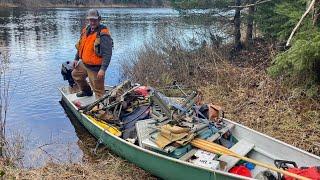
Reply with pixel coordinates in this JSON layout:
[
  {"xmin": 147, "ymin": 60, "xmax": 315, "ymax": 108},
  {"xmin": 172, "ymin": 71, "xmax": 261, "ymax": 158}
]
[
  {"xmin": 244, "ymin": 0, "xmax": 255, "ymax": 48},
  {"xmin": 312, "ymin": 0, "xmax": 320, "ymax": 26},
  {"xmin": 0, "ymin": 50, "xmax": 10, "ymax": 157},
  {"xmin": 234, "ymin": 0, "xmax": 242, "ymax": 51}
]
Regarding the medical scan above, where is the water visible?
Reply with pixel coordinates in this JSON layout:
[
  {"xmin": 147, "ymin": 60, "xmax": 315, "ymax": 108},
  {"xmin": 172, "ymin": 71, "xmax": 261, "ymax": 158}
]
[{"xmin": 0, "ymin": 8, "xmax": 223, "ymax": 167}]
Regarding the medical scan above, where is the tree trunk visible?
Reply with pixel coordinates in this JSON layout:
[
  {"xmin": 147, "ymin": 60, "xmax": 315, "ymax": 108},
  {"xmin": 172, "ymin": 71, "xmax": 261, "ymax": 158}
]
[
  {"xmin": 234, "ymin": 0, "xmax": 242, "ymax": 51},
  {"xmin": 313, "ymin": 0, "xmax": 320, "ymax": 26},
  {"xmin": 244, "ymin": 0, "xmax": 255, "ymax": 48}
]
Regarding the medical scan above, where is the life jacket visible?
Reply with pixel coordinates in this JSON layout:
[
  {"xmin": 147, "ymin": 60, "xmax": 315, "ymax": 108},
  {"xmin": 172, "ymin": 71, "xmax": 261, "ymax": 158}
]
[{"xmin": 76, "ymin": 25, "xmax": 111, "ymax": 65}]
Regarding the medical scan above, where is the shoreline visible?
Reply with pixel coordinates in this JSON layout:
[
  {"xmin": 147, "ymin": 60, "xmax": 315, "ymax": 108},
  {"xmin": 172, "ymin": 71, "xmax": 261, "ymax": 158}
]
[{"xmin": 0, "ymin": 3, "xmax": 169, "ymax": 8}]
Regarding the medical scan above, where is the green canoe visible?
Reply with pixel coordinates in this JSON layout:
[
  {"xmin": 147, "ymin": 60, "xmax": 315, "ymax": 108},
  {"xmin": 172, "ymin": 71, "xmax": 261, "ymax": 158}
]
[{"xmin": 59, "ymin": 86, "xmax": 320, "ymax": 180}]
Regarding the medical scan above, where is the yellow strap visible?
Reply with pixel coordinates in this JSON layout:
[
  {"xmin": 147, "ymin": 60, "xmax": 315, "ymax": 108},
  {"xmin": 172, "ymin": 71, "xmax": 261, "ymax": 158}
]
[{"xmin": 86, "ymin": 115, "xmax": 122, "ymax": 137}]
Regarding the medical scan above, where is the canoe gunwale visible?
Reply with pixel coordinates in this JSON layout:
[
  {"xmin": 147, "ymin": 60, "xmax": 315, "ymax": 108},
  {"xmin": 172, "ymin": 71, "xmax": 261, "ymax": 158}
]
[{"xmin": 224, "ymin": 118, "xmax": 320, "ymax": 161}]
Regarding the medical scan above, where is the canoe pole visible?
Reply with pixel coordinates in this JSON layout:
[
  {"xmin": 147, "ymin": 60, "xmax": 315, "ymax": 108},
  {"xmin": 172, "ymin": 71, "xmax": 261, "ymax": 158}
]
[{"xmin": 191, "ymin": 138, "xmax": 311, "ymax": 180}]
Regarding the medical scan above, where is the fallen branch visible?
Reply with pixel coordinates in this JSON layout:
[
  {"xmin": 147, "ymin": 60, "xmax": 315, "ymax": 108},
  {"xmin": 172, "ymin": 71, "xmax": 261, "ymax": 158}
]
[
  {"xmin": 229, "ymin": 0, "xmax": 272, "ymax": 8},
  {"xmin": 38, "ymin": 146, "xmax": 62, "ymax": 163},
  {"xmin": 286, "ymin": 0, "xmax": 316, "ymax": 46}
]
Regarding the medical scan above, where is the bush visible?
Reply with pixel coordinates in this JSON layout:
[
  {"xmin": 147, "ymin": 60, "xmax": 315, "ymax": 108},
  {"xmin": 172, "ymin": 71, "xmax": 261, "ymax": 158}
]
[
  {"xmin": 268, "ymin": 31, "xmax": 320, "ymax": 96},
  {"xmin": 121, "ymin": 35, "xmax": 226, "ymax": 87},
  {"xmin": 255, "ymin": 0, "xmax": 306, "ymax": 40}
]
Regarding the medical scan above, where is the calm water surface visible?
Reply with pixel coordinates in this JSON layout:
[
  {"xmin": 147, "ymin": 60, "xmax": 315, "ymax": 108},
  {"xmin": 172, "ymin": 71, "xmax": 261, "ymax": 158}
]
[{"xmin": 0, "ymin": 8, "xmax": 220, "ymax": 167}]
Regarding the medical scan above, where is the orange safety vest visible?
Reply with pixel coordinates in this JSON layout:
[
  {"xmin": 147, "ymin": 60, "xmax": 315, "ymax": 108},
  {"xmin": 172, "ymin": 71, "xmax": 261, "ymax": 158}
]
[{"xmin": 77, "ymin": 26, "xmax": 111, "ymax": 65}]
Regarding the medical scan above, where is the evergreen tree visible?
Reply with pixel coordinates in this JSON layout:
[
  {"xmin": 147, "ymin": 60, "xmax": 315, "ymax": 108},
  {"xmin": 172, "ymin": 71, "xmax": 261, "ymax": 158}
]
[
  {"xmin": 257, "ymin": 0, "xmax": 320, "ymax": 94},
  {"xmin": 255, "ymin": 0, "xmax": 306, "ymax": 41}
]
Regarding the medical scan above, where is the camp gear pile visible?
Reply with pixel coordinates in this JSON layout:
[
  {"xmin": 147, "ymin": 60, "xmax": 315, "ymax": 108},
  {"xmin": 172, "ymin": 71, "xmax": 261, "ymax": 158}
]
[
  {"xmin": 72, "ymin": 81, "xmax": 317, "ymax": 179},
  {"xmin": 75, "ymin": 81, "xmax": 233, "ymax": 167},
  {"xmin": 76, "ymin": 80, "xmax": 224, "ymax": 143}
]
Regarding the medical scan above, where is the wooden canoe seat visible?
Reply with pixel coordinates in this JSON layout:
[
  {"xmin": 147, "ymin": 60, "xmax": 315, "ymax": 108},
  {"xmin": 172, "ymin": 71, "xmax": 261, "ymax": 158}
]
[
  {"xmin": 179, "ymin": 123, "xmax": 235, "ymax": 161},
  {"xmin": 218, "ymin": 139, "xmax": 255, "ymax": 171}
]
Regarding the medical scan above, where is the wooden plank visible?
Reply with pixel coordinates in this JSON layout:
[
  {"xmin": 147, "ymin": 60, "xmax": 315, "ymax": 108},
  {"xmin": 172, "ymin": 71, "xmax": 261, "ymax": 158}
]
[{"xmin": 218, "ymin": 139, "xmax": 254, "ymax": 171}]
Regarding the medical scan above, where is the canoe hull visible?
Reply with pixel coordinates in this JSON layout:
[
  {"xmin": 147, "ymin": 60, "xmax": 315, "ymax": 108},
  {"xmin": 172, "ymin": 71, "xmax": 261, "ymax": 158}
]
[{"xmin": 61, "ymin": 93, "xmax": 243, "ymax": 180}]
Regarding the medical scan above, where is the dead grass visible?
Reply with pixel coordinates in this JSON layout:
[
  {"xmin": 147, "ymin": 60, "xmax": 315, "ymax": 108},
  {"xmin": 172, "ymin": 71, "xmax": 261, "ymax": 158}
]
[
  {"xmin": 199, "ymin": 64, "xmax": 320, "ymax": 155},
  {"xmin": 1, "ymin": 129, "xmax": 155, "ymax": 179},
  {"xmin": 3, "ymin": 160, "xmax": 154, "ymax": 179},
  {"xmin": 122, "ymin": 38, "xmax": 320, "ymax": 156},
  {"xmin": 0, "ymin": 2, "xmax": 17, "ymax": 7}
]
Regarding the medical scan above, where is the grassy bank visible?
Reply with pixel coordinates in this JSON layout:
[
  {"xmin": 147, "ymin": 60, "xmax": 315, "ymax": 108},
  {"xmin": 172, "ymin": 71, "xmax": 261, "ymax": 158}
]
[
  {"xmin": 0, "ymin": 2, "xmax": 17, "ymax": 7},
  {"xmin": 0, "ymin": 126, "xmax": 155, "ymax": 179},
  {"xmin": 122, "ymin": 38, "xmax": 320, "ymax": 156}
]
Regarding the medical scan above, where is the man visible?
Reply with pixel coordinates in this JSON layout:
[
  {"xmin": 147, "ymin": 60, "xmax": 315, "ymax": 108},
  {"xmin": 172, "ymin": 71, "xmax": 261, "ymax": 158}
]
[{"xmin": 72, "ymin": 9, "xmax": 113, "ymax": 99}]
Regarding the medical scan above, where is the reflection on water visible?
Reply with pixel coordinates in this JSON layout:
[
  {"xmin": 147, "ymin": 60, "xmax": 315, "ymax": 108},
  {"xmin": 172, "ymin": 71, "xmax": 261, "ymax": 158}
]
[
  {"xmin": 0, "ymin": 8, "xmax": 223, "ymax": 167},
  {"xmin": 59, "ymin": 100, "xmax": 105, "ymax": 163}
]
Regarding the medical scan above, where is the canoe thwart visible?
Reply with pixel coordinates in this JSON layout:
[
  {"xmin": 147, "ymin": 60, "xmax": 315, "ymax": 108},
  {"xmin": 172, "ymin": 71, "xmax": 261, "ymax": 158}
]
[{"xmin": 218, "ymin": 139, "xmax": 255, "ymax": 171}]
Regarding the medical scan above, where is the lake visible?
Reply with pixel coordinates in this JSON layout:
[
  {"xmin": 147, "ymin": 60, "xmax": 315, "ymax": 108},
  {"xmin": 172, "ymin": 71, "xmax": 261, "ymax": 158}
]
[{"xmin": 0, "ymin": 7, "xmax": 221, "ymax": 167}]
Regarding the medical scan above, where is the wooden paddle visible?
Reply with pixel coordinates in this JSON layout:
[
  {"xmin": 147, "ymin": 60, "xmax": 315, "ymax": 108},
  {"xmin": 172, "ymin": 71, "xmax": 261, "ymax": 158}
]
[{"xmin": 191, "ymin": 138, "xmax": 311, "ymax": 180}]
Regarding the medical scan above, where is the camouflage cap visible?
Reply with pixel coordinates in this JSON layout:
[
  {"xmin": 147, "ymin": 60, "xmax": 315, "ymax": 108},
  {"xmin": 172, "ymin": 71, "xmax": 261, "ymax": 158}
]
[{"xmin": 86, "ymin": 9, "xmax": 101, "ymax": 20}]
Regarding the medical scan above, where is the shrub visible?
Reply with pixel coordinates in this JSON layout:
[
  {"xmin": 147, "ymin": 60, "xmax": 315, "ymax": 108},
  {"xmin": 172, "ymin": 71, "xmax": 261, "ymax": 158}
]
[{"xmin": 268, "ymin": 31, "xmax": 320, "ymax": 96}]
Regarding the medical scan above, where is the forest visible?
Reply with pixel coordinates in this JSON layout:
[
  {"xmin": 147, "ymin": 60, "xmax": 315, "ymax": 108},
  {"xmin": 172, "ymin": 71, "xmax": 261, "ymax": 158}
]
[
  {"xmin": 0, "ymin": 0, "xmax": 169, "ymax": 6},
  {"xmin": 170, "ymin": 0, "xmax": 320, "ymax": 95}
]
